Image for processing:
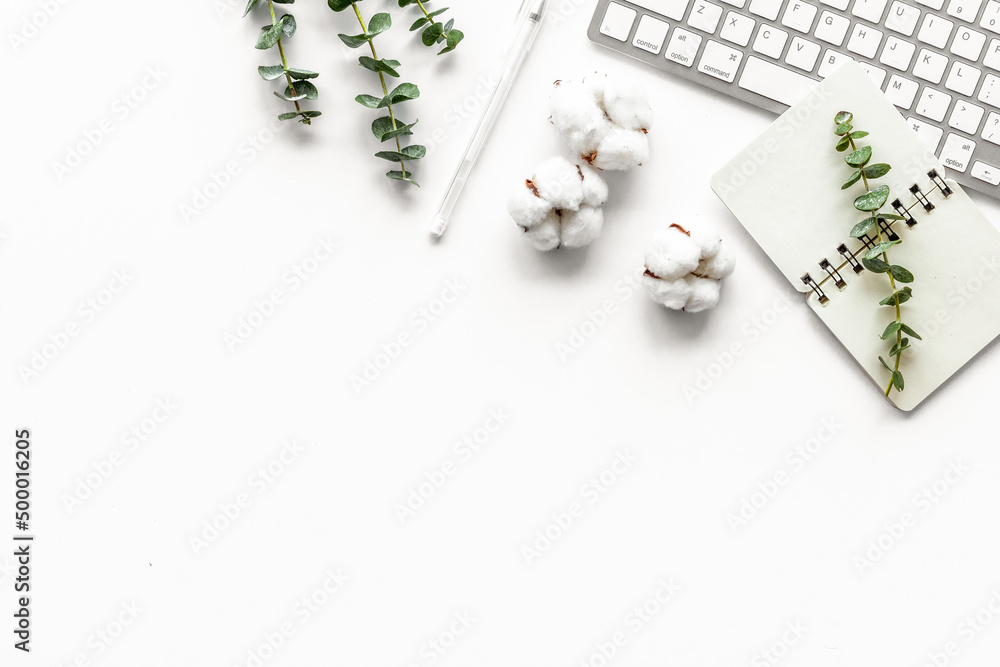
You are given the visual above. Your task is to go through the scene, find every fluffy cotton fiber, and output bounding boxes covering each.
[642,223,736,313]
[550,73,652,171]
[507,156,610,251]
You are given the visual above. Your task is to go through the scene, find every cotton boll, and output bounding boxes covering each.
[592,127,649,171]
[698,248,737,280]
[644,228,701,280]
[531,156,585,211]
[523,210,562,251]
[550,84,608,156]
[689,225,723,259]
[684,277,722,313]
[507,183,553,229]
[602,78,654,132]
[560,206,604,248]
[579,163,609,208]
[641,273,693,310]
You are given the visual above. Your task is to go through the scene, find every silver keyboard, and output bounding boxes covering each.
[588,0,1000,198]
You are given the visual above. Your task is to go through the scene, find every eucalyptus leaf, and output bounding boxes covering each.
[863,163,891,178]
[854,185,890,211]
[368,12,392,37]
[881,321,902,340]
[864,240,900,260]
[862,257,890,273]
[356,94,385,108]
[255,23,283,49]
[338,32,370,48]
[842,170,862,189]
[835,122,853,135]
[244,0,261,17]
[845,145,872,167]
[386,169,419,186]
[890,265,914,283]
[850,216,876,237]
[328,0,354,11]
[258,65,286,80]
[287,67,319,80]
[892,370,904,391]
[899,323,922,340]
[835,111,853,124]
[836,136,851,152]
[849,131,868,139]
[279,13,296,38]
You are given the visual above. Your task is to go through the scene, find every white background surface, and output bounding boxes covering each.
[4,0,1000,665]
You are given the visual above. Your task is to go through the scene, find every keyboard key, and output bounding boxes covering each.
[913,48,950,82]
[950,101,986,131]
[633,14,671,52]
[820,0,850,9]
[738,55,820,103]
[978,72,1000,104]
[951,26,988,59]
[781,1,819,31]
[819,49,853,76]
[848,23,884,57]
[753,24,790,55]
[886,2,921,35]
[815,11,850,44]
[983,111,1000,142]
[906,116,946,151]
[981,0,1000,32]
[786,35,822,68]
[918,14,955,48]
[721,0,747,7]
[721,11,756,45]
[749,0,783,20]
[601,3,637,40]
[940,132,976,171]
[689,0,725,31]
[947,0,984,21]
[697,39,744,80]
[853,0,890,22]
[860,62,889,86]
[916,0,944,8]
[985,38,1000,68]
[630,0,691,20]
[885,74,920,107]
[665,26,703,65]
[915,87,953,120]
[972,160,1000,183]
[946,61,982,94]
[880,35,917,68]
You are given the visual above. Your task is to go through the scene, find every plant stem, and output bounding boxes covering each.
[415,0,440,26]
[849,135,902,395]
[267,0,305,121]
[351,2,408,178]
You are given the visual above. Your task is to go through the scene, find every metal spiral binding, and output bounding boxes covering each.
[805,170,952,306]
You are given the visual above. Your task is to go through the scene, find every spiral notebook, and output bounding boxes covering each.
[711,62,1000,411]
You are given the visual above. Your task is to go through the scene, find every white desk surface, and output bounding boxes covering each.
[5,0,1000,665]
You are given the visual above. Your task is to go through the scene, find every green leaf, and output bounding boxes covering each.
[358,56,400,77]
[278,111,300,120]
[258,64,286,80]
[877,213,906,221]
[255,23,283,49]
[863,257,890,273]
[287,67,319,79]
[422,22,444,46]
[375,144,427,162]
[865,240,901,260]
[274,89,308,102]
[836,136,851,152]
[899,323,922,340]
[398,0,419,6]
[835,122,853,135]
[372,116,417,141]
[286,80,317,100]
[427,8,449,18]
[835,111,853,124]
[387,82,420,104]
[881,321,902,340]
[863,163,891,178]
[328,0,354,11]
[368,12,392,37]
[850,217,876,238]
[892,370,905,391]
[879,356,892,371]
[410,17,429,30]
[890,338,911,357]
[439,29,463,53]
[338,32,369,48]
[386,169,419,186]
[845,145,872,167]
[849,131,868,139]
[244,0,261,17]
[854,185,890,211]
[355,94,384,108]
[279,13,296,38]
[842,170,861,189]
[299,110,322,118]
[273,0,294,3]
[890,265,914,283]
[879,287,913,306]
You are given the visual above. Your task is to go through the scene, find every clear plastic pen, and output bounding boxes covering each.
[429,0,548,238]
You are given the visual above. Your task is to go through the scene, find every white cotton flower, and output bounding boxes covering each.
[642,223,736,313]
[550,73,652,172]
[507,158,610,251]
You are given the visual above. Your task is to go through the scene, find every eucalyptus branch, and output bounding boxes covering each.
[244,0,321,124]
[834,111,921,395]
[329,0,425,186]
[399,0,464,54]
